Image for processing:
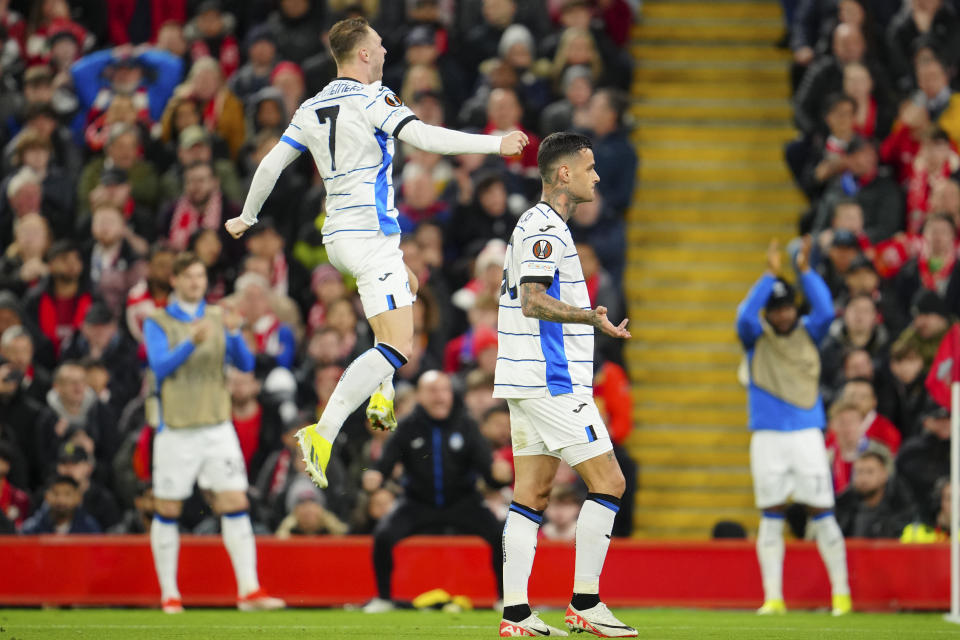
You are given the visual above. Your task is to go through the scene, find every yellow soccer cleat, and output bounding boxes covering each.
[366,382,397,431]
[756,599,787,615]
[296,425,332,489]
[832,593,852,616]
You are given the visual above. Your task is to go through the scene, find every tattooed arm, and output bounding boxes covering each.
[519,281,631,339]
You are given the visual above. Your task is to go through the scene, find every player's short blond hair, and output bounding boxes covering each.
[329,17,371,65]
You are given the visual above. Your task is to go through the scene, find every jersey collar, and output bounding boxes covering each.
[537,200,565,222]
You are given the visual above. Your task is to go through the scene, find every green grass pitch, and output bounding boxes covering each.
[1,608,958,639]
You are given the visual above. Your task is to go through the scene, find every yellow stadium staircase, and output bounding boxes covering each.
[626,0,802,538]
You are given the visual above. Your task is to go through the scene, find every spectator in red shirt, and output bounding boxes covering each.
[22,240,94,361]
[905,128,960,233]
[483,87,540,177]
[185,1,239,79]
[125,242,174,348]
[227,366,284,481]
[838,378,902,454]
[826,398,894,495]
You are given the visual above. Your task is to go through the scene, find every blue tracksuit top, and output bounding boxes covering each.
[735,270,833,432]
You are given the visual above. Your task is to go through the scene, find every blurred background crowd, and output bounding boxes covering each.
[0,0,640,540]
[777,0,959,541]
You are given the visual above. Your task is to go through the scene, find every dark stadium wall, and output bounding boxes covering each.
[0,536,950,611]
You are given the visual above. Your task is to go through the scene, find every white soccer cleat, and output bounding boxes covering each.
[500,612,569,636]
[237,588,285,611]
[362,597,396,613]
[564,603,637,637]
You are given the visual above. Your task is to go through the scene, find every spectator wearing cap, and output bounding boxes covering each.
[83,202,146,314]
[819,293,889,395]
[159,124,242,208]
[891,289,953,371]
[895,213,958,311]
[897,400,951,521]
[384,24,468,117]
[814,138,905,246]
[178,55,245,159]
[70,43,183,133]
[540,64,593,137]
[810,232,864,303]
[229,25,277,103]
[62,301,140,414]
[185,0,240,79]
[9,129,73,239]
[22,240,96,360]
[77,123,160,223]
[497,24,551,117]
[53,440,121,530]
[835,445,916,538]
[2,324,52,405]
[0,441,29,529]
[21,474,101,534]
[160,160,241,252]
[4,101,81,179]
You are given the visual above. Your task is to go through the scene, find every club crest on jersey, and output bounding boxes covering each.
[384,93,403,107]
[532,240,553,260]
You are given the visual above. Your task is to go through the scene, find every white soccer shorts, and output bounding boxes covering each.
[325,230,415,319]
[750,428,835,509]
[152,421,248,501]
[507,393,613,467]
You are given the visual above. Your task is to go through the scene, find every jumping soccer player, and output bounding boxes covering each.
[736,240,852,616]
[224,16,526,488]
[144,252,284,613]
[495,132,636,637]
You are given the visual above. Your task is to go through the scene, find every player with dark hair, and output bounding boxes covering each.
[736,240,852,616]
[224,16,527,490]
[143,252,284,613]
[495,132,636,637]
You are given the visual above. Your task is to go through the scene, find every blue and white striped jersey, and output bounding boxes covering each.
[493,202,594,399]
[279,77,417,242]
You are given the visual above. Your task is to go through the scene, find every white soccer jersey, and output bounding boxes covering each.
[279,77,417,242]
[493,202,595,399]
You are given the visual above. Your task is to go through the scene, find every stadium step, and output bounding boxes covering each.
[627,0,796,539]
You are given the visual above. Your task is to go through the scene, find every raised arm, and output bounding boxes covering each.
[519,281,630,339]
[800,267,834,343]
[395,119,527,156]
[736,274,775,348]
[225,141,302,237]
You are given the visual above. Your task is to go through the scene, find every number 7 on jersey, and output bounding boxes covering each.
[315,105,339,171]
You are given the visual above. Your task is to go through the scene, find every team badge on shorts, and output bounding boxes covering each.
[384,93,403,107]
[532,240,552,260]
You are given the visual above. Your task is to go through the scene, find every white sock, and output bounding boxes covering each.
[811,512,850,596]
[573,494,619,595]
[150,515,181,601]
[502,502,543,607]
[222,511,260,597]
[315,344,404,442]
[756,513,785,602]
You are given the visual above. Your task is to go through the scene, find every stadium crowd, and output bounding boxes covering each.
[0,0,638,542]
[781,0,960,541]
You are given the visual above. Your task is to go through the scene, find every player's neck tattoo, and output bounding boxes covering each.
[540,187,579,222]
